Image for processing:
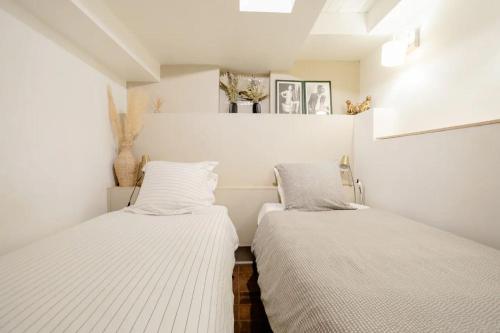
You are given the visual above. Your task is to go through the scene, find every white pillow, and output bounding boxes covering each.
[126,161,218,215]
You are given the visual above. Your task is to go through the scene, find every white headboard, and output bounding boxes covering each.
[135,113,353,185]
[132,113,354,244]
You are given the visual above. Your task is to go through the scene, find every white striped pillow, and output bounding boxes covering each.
[126,161,218,215]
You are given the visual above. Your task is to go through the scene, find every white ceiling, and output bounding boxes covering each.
[323,0,377,13]
[4,0,425,81]
[102,0,326,72]
[299,0,404,61]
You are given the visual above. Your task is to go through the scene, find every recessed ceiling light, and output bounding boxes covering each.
[240,0,296,13]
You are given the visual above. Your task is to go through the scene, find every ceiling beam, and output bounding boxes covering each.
[8,0,160,82]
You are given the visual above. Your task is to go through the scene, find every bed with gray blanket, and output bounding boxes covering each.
[252,208,500,333]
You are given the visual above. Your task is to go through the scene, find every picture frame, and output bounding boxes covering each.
[275,80,304,114]
[304,81,332,115]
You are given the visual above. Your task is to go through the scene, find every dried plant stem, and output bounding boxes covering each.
[107,86,148,151]
[107,87,123,146]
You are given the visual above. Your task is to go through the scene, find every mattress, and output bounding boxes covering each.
[252,208,500,333]
[0,206,238,333]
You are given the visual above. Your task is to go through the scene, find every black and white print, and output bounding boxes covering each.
[304,81,332,115]
[276,80,303,114]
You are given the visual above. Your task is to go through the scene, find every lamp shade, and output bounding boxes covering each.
[137,154,150,185]
[339,155,350,170]
[381,39,407,67]
[139,154,150,172]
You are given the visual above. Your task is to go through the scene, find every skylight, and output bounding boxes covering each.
[239,0,296,13]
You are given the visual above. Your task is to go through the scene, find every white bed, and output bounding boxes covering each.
[0,206,238,333]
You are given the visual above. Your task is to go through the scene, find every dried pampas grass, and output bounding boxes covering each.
[240,77,268,103]
[107,87,123,145]
[107,86,148,150]
[124,89,148,143]
[219,72,240,103]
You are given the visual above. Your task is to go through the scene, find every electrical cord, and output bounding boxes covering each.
[127,174,143,207]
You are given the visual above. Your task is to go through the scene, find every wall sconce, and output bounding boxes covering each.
[381,29,420,67]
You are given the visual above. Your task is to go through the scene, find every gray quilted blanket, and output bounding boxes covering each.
[252,208,500,333]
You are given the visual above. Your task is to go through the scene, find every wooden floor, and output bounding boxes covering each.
[233,248,272,333]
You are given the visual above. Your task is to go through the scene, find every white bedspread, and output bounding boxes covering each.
[0,206,238,333]
[253,208,500,333]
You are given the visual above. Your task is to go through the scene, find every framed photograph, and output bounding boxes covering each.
[304,81,332,115]
[276,80,303,114]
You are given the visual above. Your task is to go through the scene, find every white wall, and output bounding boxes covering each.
[362,0,500,138]
[354,111,500,249]
[271,60,360,114]
[134,113,354,186]
[0,7,126,254]
[129,61,359,115]
[128,65,219,113]
[355,0,500,250]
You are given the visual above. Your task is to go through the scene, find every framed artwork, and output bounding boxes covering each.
[275,80,303,114]
[304,81,332,115]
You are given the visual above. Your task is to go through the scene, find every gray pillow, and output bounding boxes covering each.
[275,162,353,211]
